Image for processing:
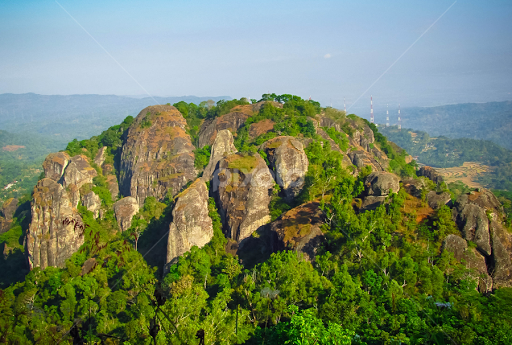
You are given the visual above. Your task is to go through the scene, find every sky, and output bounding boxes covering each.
[1,0,512,113]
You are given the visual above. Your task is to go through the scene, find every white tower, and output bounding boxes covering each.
[398,104,402,130]
[370,95,374,124]
[386,104,389,127]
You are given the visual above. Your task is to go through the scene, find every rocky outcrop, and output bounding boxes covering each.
[1,198,18,221]
[82,191,101,219]
[94,146,107,166]
[203,129,238,181]
[198,111,250,148]
[27,178,85,269]
[249,119,275,138]
[352,125,375,151]
[119,105,196,207]
[426,191,451,210]
[365,172,400,196]
[442,234,493,292]
[113,197,139,232]
[402,178,425,198]
[106,175,119,201]
[452,189,512,288]
[417,166,443,184]
[212,153,274,244]
[269,201,325,261]
[62,155,98,189]
[166,179,213,266]
[261,136,309,201]
[42,152,70,181]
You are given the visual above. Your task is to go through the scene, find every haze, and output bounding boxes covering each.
[1,0,512,112]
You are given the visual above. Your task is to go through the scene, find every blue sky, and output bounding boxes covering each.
[1,0,511,112]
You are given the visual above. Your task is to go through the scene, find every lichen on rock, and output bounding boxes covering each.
[203,129,237,181]
[113,197,139,232]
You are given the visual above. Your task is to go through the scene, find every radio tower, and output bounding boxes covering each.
[398,104,402,130]
[370,95,374,124]
[386,104,389,127]
[344,97,346,114]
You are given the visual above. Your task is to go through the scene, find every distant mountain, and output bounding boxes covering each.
[399,101,512,150]
[0,93,231,143]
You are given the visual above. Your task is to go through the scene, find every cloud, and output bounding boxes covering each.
[324,53,331,59]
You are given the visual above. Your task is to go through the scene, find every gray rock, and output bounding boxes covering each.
[426,191,451,210]
[62,155,98,189]
[213,153,274,244]
[113,197,139,232]
[27,178,85,269]
[166,179,213,266]
[82,191,101,219]
[360,196,387,211]
[42,152,70,181]
[365,171,400,196]
[94,146,107,166]
[203,129,238,181]
[1,198,18,221]
[490,221,512,288]
[261,136,309,201]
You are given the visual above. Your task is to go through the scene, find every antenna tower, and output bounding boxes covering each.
[370,95,374,124]
[398,104,402,130]
[386,104,389,127]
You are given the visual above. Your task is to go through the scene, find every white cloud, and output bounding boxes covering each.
[324,53,331,59]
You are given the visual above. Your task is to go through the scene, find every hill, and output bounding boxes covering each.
[1,94,511,344]
[399,101,512,150]
[380,126,512,191]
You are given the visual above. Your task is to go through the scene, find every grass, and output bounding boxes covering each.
[226,154,259,172]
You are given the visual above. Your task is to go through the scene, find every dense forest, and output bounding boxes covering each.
[1,95,511,344]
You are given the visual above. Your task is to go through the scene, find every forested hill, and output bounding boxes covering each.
[1,94,512,344]
[400,101,512,150]
[379,126,512,191]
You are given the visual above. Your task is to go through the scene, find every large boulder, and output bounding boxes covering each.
[426,191,451,210]
[106,175,119,201]
[417,166,443,184]
[113,197,139,232]
[119,105,196,207]
[1,198,18,221]
[203,129,238,181]
[452,189,512,288]
[82,191,101,219]
[198,110,251,148]
[42,152,70,181]
[269,201,325,262]
[249,119,275,139]
[442,234,493,292]
[61,155,98,189]
[27,178,85,269]
[261,136,309,201]
[365,172,400,196]
[166,179,213,266]
[212,153,274,245]
[94,146,107,166]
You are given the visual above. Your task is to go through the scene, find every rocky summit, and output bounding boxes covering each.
[3,94,512,344]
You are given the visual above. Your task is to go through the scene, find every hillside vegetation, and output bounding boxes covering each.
[0,94,511,345]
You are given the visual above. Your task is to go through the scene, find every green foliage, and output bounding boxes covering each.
[324,126,349,151]
[269,184,292,221]
[194,145,211,170]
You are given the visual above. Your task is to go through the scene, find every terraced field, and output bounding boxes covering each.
[435,162,491,188]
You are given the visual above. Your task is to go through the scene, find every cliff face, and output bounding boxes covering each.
[198,110,251,148]
[27,178,85,269]
[42,152,70,182]
[113,197,139,232]
[212,153,274,245]
[261,136,309,201]
[203,129,238,181]
[452,190,512,288]
[119,105,196,207]
[166,179,213,266]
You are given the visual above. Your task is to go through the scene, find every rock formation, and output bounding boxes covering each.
[82,191,101,219]
[269,201,325,262]
[106,175,119,201]
[166,179,213,266]
[452,189,512,288]
[426,191,452,210]
[442,234,493,292]
[94,146,107,166]
[61,155,98,189]
[198,110,250,148]
[203,129,238,180]
[113,197,139,232]
[417,166,444,184]
[261,136,309,201]
[1,198,18,221]
[212,153,274,245]
[119,105,196,207]
[42,152,70,181]
[360,172,400,211]
[27,178,85,269]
